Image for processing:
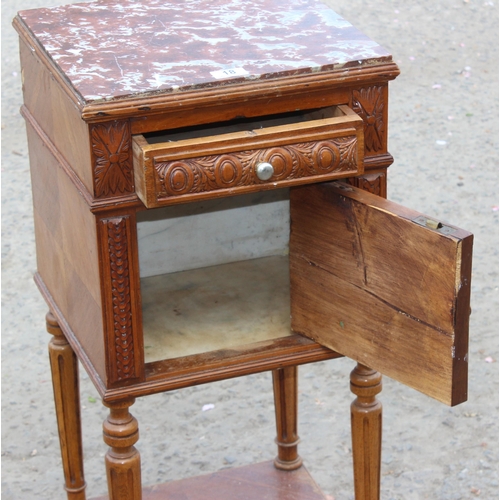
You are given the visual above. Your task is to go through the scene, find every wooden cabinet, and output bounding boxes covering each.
[14,0,472,498]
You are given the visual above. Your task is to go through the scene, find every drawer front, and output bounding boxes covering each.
[133,105,364,207]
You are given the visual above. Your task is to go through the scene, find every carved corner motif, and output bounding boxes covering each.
[352,86,385,153]
[155,136,359,198]
[91,121,134,198]
[102,217,137,383]
[347,172,387,198]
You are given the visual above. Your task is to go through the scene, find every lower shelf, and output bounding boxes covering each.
[91,461,328,500]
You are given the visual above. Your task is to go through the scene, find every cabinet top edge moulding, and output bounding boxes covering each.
[14,0,400,122]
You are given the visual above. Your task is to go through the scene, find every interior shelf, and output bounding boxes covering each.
[141,255,292,363]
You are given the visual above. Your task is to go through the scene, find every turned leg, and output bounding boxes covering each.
[46,312,87,500]
[350,363,382,500]
[272,365,302,470]
[103,398,142,500]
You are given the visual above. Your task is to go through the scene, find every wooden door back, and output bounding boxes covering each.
[290,182,473,406]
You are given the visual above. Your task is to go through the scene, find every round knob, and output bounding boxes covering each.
[255,162,274,181]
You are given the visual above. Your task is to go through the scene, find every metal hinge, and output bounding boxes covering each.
[412,215,457,235]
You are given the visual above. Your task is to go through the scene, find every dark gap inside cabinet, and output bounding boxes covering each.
[143,106,341,143]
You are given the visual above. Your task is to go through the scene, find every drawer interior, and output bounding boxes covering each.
[142,106,343,144]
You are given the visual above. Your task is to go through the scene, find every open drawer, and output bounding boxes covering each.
[132,105,364,208]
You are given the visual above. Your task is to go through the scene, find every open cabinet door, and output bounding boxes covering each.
[290,182,473,406]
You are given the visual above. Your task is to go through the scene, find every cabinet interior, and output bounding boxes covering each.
[137,189,293,363]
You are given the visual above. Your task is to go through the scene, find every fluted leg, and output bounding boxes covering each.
[47,312,87,500]
[350,363,382,500]
[272,365,302,470]
[103,398,142,500]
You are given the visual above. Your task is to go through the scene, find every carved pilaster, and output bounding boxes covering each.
[91,120,134,199]
[99,216,143,387]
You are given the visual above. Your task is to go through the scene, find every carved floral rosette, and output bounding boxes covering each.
[154,136,359,199]
[91,121,134,198]
[352,86,385,154]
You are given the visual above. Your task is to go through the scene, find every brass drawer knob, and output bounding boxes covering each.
[255,162,274,181]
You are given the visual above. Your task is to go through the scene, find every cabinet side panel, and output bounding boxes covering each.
[26,121,106,383]
[19,38,93,194]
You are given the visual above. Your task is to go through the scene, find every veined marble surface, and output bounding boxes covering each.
[19,0,391,102]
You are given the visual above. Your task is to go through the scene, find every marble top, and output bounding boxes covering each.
[19,0,391,103]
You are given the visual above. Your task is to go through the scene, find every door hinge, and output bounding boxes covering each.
[412,215,456,235]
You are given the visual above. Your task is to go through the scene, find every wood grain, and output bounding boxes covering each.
[273,366,302,470]
[91,461,327,500]
[47,313,87,500]
[103,399,141,500]
[290,182,473,405]
[13,3,408,499]
[350,364,382,500]
[26,116,106,383]
[18,36,94,193]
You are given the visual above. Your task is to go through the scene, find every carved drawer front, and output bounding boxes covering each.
[132,105,364,207]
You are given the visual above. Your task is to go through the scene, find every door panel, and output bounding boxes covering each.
[290,182,473,406]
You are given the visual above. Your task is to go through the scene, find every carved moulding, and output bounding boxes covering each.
[91,121,134,198]
[347,172,387,198]
[100,216,141,386]
[352,86,386,154]
[155,136,358,198]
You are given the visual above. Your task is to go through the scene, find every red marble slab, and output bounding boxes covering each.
[19,0,391,103]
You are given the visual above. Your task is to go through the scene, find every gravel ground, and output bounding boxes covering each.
[2,0,498,499]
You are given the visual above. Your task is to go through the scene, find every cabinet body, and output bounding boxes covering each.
[15,0,400,400]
